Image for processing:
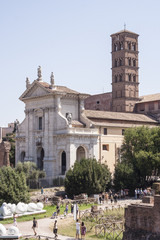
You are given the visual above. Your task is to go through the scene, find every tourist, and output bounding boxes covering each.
[32,217,38,236]
[71,204,74,214]
[41,187,44,194]
[53,220,58,239]
[56,203,60,216]
[110,194,114,204]
[99,194,102,204]
[13,213,17,227]
[76,219,80,240]
[105,192,108,203]
[81,221,86,240]
[65,204,68,214]
[114,193,118,204]
[135,188,137,199]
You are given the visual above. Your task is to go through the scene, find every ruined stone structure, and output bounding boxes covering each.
[124,195,160,239]
[0,141,11,167]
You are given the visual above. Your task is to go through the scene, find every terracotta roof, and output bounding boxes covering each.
[39,82,81,95]
[111,29,139,37]
[137,93,160,104]
[84,110,157,124]
[71,120,84,127]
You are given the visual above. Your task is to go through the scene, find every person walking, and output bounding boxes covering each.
[81,221,86,240]
[76,219,80,240]
[32,217,38,236]
[53,220,58,239]
[13,213,17,227]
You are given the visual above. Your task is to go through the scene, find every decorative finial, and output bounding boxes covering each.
[26,77,30,89]
[50,72,56,89]
[124,23,126,31]
[37,66,42,82]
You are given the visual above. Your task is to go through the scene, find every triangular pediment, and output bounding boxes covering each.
[20,81,51,100]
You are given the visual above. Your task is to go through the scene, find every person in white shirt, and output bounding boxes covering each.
[76,219,80,240]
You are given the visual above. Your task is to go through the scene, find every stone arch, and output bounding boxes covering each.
[37,147,44,170]
[20,151,25,162]
[76,146,86,161]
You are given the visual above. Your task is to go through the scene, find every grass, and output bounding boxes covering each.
[0,203,94,224]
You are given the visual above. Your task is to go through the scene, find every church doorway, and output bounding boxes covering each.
[61,151,66,175]
[37,148,44,170]
[20,151,25,162]
[76,146,85,161]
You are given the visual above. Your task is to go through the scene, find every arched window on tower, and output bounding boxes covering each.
[115,75,118,83]
[133,59,136,67]
[128,58,131,66]
[128,74,131,82]
[128,42,131,50]
[119,58,122,66]
[119,75,123,82]
[115,59,118,67]
[114,44,117,51]
[133,75,136,82]
[120,42,123,50]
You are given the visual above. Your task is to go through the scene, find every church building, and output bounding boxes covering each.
[16,29,159,180]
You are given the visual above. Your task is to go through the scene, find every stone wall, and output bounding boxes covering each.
[123,195,160,240]
[0,141,11,167]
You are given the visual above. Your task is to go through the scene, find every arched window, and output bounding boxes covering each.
[115,59,118,67]
[37,148,44,170]
[119,75,123,82]
[119,58,122,66]
[115,75,118,82]
[133,75,136,82]
[133,59,136,66]
[128,74,131,82]
[20,151,25,162]
[76,146,85,161]
[128,58,131,66]
[114,44,117,51]
[61,151,66,175]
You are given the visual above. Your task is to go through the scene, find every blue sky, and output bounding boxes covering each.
[0,0,160,126]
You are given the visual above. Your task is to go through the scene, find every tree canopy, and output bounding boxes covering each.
[114,126,160,191]
[65,158,111,197]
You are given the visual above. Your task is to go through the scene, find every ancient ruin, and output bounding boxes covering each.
[124,195,160,239]
[0,141,11,167]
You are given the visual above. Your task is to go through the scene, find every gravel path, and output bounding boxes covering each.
[4,198,141,240]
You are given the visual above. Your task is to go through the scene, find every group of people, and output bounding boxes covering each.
[76,219,86,240]
[135,188,152,199]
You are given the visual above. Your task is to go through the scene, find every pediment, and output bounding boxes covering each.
[20,81,51,100]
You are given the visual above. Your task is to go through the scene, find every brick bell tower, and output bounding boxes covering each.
[111,29,139,112]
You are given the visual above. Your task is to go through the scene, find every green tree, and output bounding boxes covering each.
[15,162,46,186]
[0,166,30,204]
[113,126,160,191]
[65,158,111,197]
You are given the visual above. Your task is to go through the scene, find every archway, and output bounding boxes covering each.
[76,146,85,161]
[37,148,44,170]
[61,151,66,175]
[20,151,25,162]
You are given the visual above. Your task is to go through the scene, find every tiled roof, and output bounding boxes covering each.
[84,110,157,124]
[71,120,84,127]
[111,29,139,36]
[137,93,160,103]
[39,82,81,95]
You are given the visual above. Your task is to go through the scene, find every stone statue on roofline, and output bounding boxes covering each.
[66,113,72,125]
[13,119,19,133]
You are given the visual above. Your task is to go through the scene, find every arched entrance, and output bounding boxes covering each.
[76,146,85,161]
[37,148,44,170]
[20,151,25,162]
[61,151,66,175]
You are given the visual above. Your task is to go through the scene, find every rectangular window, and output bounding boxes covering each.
[39,117,42,130]
[102,144,109,151]
[103,128,107,135]
[122,129,125,135]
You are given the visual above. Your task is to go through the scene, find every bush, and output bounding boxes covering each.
[65,158,111,198]
[0,166,30,204]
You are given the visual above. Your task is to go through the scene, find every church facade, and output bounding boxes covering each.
[16,29,160,179]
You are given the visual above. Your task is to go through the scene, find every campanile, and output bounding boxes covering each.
[111,29,139,112]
